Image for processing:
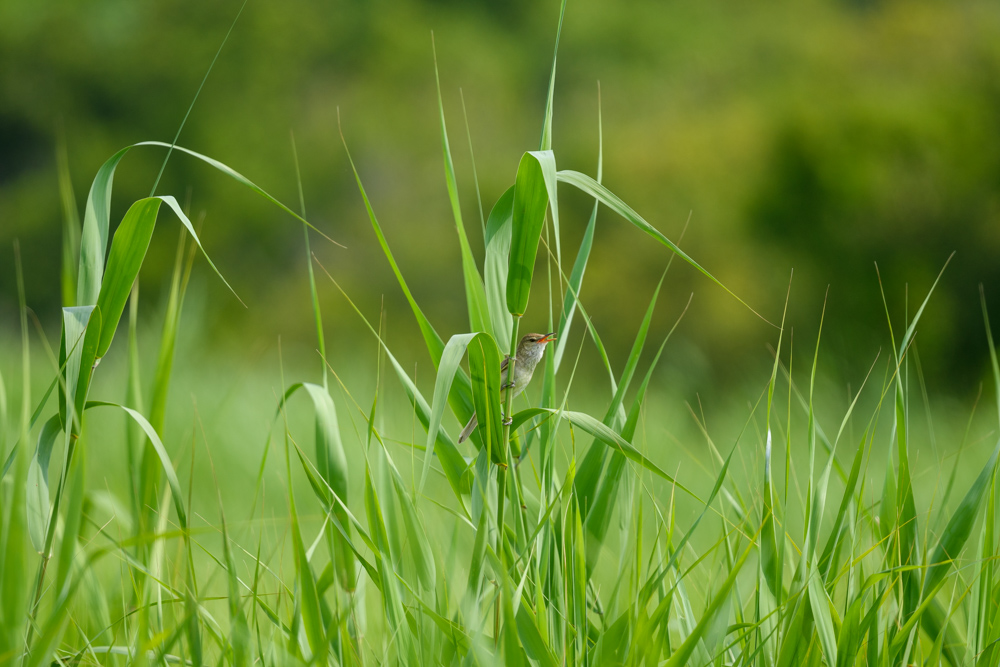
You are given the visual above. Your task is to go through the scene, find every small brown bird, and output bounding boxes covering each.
[458,332,556,443]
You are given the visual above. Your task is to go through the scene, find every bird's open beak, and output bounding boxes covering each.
[540,332,557,344]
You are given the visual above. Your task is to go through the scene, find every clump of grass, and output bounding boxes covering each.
[3,3,1000,666]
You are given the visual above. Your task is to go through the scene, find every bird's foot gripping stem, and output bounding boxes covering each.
[503,416,513,426]
[501,381,514,390]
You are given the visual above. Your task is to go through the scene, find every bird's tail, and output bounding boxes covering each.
[458,413,478,443]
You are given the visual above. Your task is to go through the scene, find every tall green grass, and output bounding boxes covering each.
[3,5,1000,666]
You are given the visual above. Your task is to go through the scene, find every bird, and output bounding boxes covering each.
[458,332,556,443]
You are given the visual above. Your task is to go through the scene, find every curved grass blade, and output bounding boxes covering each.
[276,382,355,590]
[84,401,187,529]
[319,267,470,504]
[556,169,768,321]
[76,147,131,306]
[421,332,499,493]
[95,196,240,360]
[556,409,700,502]
[136,141,335,243]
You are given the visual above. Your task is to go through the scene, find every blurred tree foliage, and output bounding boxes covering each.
[1,0,999,393]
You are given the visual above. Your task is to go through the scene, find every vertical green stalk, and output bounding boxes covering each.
[497,315,521,624]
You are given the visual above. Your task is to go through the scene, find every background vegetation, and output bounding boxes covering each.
[4,0,1000,665]
[3,0,1000,391]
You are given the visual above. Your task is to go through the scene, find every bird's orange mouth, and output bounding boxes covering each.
[540,333,557,344]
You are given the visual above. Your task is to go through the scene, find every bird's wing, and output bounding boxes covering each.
[500,355,511,373]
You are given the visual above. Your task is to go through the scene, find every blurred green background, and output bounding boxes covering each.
[2,0,1000,398]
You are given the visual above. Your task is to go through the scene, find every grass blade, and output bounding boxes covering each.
[433,37,490,336]
[507,151,556,317]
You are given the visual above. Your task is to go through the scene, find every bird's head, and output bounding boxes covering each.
[517,332,557,364]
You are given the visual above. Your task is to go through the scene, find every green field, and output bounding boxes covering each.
[5,2,1000,665]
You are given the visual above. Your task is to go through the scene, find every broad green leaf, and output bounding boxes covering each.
[95,196,238,359]
[76,147,130,306]
[516,604,559,667]
[467,333,504,464]
[93,199,158,354]
[507,151,555,316]
[836,593,868,667]
[26,415,60,554]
